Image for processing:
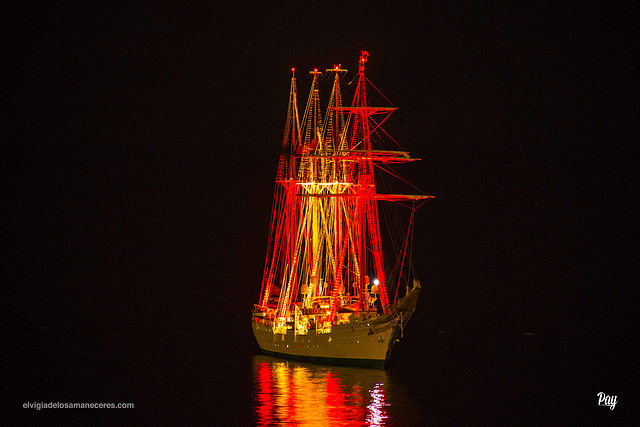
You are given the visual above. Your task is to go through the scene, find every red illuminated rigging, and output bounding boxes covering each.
[258,51,432,331]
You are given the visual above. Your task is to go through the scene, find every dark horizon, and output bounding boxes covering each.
[9,3,635,336]
[7,3,637,424]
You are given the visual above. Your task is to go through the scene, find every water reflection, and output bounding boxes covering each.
[253,355,392,426]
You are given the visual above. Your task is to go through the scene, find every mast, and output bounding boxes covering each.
[260,68,300,309]
[259,52,433,333]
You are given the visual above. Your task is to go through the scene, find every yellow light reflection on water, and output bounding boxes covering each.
[253,355,389,426]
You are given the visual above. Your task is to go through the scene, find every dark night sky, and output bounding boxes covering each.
[7,2,636,337]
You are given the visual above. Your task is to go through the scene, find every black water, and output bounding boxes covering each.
[12,327,634,425]
[8,3,636,424]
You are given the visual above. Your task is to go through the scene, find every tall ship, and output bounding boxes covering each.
[252,51,433,368]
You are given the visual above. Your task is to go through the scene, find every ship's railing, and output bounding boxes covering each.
[301,295,360,313]
[258,295,370,335]
[255,295,372,319]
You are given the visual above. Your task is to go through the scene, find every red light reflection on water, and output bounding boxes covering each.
[254,358,388,426]
[256,362,274,423]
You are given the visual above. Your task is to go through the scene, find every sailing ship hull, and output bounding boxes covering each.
[252,317,396,369]
[252,282,420,368]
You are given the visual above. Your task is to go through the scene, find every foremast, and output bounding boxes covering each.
[258,52,433,336]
